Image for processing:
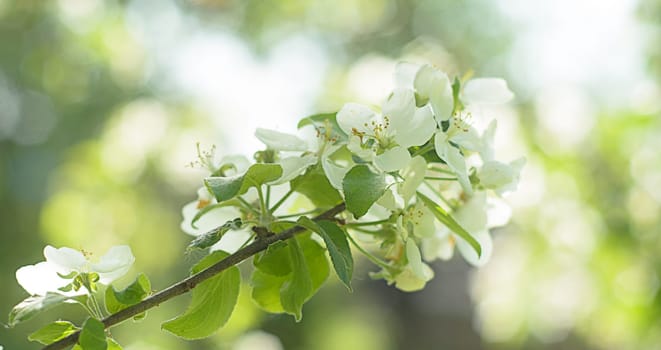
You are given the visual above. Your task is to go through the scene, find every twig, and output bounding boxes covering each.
[43,203,346,350]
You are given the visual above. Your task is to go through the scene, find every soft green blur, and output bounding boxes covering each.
[1,0,659,349]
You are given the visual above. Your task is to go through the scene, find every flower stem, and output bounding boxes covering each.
[269,189,293,213]
[412,142,434,157]
[424,176,458,181]
[344,218,391,227]
[345,232,391,269]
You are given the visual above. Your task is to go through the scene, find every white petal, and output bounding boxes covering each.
[383,88,416,130]
[91,246,135,284]
[394,104,436,148]
[398,156,427,203]
[270,155,318,185]
[16,262,73,296]
[487,196,512,228]
[479,161,515,190]
[394,263,434,292]
[322,158,349,190]
[210,229,252,254]
[347,135,375,161]
[180,202,240,236]
[456,230,493,267]
[454,191,488,233]
[434,133,472,194]
[394,61,421,88]
[414,205,437,238]
[406,239,426,279]
[421,230,455,262]
[255,128,308,152]
[450,125,481,151]
[336,103,376,136]
[218,155,251,174]
[415,65,454,121]
[462,78,514,105]
[376,186,404,211]
[44,246,87,274]
[374,147,411,172]
[479,119,497,161]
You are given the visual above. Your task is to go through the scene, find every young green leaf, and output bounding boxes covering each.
[280,238,312,322]
[253,241,292,276]
[161,251,240,339]
[105,273,151,314]
[250,235,329,319]
[28,320,79,345]
[107,338,123,350]
[416,191,481,257]
[78,318,107,350]
[290,166,342,208]
[8,292,78,327]
[296,112,347,141]
[297,217,353,291]
[205,163,282,202]
[187,218,243,250]
[342,165,387,218]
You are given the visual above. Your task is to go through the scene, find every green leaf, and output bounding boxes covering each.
[250,235,329,319]
[105,273,151,314]
[107,338,123,350]
[78,318,107,350]
[280,238,312,321]
[205,163,282,202]
[290,166,342,208]
[187,218,243,250]
[162,251,240,339]
[342,165,387,218]
[8,292,77,327]
[416,191,481,256]
[250,270,287,313]
[28,320,79,345]
[253,241,292,276]
[297,112,347,141]
[297,217,353,291]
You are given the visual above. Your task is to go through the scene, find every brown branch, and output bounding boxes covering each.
[43,203,346,350]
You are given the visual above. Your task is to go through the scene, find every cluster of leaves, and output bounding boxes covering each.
[8,62,522,349]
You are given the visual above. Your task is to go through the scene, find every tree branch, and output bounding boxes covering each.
[43,203,346,350]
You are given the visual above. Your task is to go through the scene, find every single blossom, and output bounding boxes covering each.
[16,245,135,296]
[337,88,435,172]
[394,239,434,292]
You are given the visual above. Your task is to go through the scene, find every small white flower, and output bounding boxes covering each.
[420,192,495,266]
[394,239,434,292]
[478,157,526,195]
[337,89,435,172]
[461,78,514,105]
[16,245,135,296]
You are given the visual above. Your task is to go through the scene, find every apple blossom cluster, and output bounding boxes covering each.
[182,62,523,293]
[9,62,522,349]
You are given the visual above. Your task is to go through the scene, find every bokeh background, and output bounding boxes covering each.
[2,0,661,349]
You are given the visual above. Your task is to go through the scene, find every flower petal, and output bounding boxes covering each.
[91,246,135,284]
[398,156,427,203]
[462,78,514,105]
[456,230,493,267]
[434,133,472,194]
[415,65,454,121]
[181,202,241,236]
[322,158,349,190]
[394,61,420,88]
[383,88,415,131]
[255,128,308,152]
[16,262,74,296]
[374,146,411,172]
[479,119,497,161]
[336,103,376,136]
[393,104,436,148]
[43,246,87,275]
[421,230,454,262]
[270,155,318,185]
[394,263,434,292]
